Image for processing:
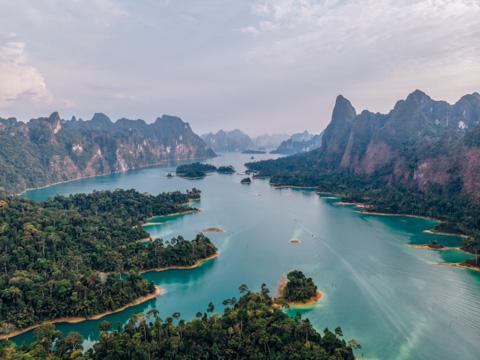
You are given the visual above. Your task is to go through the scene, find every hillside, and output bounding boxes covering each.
[0,113,215,194]
[247,90,480,252]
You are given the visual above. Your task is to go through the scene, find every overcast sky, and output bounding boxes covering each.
[0,0,479,135]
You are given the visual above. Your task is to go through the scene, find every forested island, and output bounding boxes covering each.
[0,189,216,337]
[275,270,322,307]
[217,165,235,174]
[176,163,217,178]
[1,287,355,359]
[176,163,235,178]
[242,149,266,154]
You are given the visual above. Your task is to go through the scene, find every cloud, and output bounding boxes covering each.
[240,26,259,35]
[0,39,52,107]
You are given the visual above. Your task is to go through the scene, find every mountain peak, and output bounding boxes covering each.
[405,89,431,103]
[91,113,112,124]
[332,95,356,123]
[48,112,61,122]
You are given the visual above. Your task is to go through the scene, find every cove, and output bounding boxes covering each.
[18,153,480,359]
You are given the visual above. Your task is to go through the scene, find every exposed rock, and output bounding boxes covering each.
[0,113,215,193]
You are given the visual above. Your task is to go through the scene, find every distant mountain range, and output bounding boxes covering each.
[271,130,323,155]
[0,112,215,194]
[247,90,480,252]
[201,130,288,152]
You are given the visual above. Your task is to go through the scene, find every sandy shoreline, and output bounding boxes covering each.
[274,276,324,309]
[0,286,163,340]
[407,244,463,251]
[422,229,468,238]
[139,252,219,274]
[435,263,480,272]
[272,185,320,190]
[286,291,324,308]
[355,210,438,221]
[334,201,369,209]
[202,227,225,233]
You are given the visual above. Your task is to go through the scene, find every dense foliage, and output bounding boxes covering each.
[241,149,266,154]
[176,163,217,178]
[176,163,237,177]
[282,270,318,303]
[0,189,216,334]
[0,113,215,194]
[217,165,235,174]
[246,157,480,256]
[1,288,355,360]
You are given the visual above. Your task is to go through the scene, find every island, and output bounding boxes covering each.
[241,177,252,185]
[217,165,235,174]
[242,149,266,154]
[1,286,355,359]
[275,270,323,307]
[176,162,217,179]
[0,189,217,339]
[202,227,225,233]
[176,163,237,178]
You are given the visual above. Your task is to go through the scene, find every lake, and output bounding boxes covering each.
[19,152,480,359]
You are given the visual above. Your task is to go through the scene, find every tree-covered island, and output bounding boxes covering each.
[176,162,217,178]
[0,286,356,360]
[0,189,217,337]
[276,270,322,307]
[217,165,235,174]
[176,163,236,178]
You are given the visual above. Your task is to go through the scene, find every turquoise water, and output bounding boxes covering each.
[18,153,480,359]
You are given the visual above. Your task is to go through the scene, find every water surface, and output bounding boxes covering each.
[20,153,480,359]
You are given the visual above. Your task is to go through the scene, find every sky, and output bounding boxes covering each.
[0,0,479,136]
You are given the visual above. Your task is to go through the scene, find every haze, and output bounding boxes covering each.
[0,0,479,135]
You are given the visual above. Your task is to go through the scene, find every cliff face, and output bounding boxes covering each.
[318,90,480,198]
[0,113,215,193]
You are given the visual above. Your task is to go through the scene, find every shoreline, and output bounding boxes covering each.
[274,276,324,309]
[355,210,438,221]
[18,155,214,196]
[139,252,219,274]
[272,185,320,190]
[435,262,480,272]
[333,201,369,209]
[142,209,200,226]
[202,227,225,233]
[422,229,468,238]
[0,286,163,341]
[407,244,463,251]
[285,291,324,308]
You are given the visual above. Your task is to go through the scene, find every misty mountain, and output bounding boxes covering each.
[271,131,323,155]
[252,133,290,149]
[201,129,254,152]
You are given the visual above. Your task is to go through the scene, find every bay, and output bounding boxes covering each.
[18,153,480,359]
